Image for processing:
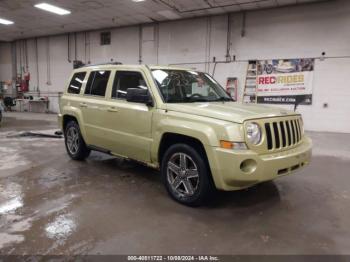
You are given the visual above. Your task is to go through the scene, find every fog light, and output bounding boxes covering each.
[240,159,257,174]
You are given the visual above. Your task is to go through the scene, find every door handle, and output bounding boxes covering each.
[107,107,119,112]
[79,102,88,108]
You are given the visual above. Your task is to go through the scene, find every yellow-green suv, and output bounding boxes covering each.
[58,64,312,206]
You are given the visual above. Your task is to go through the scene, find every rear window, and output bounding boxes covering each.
[85,70,111,97]
[67,72,86,94]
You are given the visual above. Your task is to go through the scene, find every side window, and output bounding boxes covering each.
[112,71,147,99]
[67,72,86,94]
[85,70,111,97]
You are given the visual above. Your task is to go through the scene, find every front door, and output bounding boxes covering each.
[101,69,154,163]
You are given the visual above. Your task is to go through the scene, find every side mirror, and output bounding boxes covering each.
[126,88,153,106]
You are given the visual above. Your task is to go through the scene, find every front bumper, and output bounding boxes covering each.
[206,136,312,191]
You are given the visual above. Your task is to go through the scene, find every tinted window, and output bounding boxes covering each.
[85,70,111,97]
[67,72,86,94]
[112,71,147,99]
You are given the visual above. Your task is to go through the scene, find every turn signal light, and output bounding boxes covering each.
[220,140,234,149]
[220,141,247,150]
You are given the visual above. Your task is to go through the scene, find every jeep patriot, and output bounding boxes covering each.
[58,64,312,206]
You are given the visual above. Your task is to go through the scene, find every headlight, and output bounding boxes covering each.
[246,122,262,145]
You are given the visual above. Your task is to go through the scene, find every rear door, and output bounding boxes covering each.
[80,69,113,149]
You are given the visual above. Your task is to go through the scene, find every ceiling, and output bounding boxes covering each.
[0,0,327,41]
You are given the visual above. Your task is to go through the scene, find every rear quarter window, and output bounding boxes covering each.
[67,72,86,94]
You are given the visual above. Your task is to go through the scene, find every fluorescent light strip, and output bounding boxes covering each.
[35,3,71,15]
[0,18,14,25]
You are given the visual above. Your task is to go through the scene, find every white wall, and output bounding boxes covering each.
[226,0,350,133]
[0,42,12,81]
[0,0,349,133]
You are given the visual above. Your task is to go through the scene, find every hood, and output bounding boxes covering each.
[165,102,297,123]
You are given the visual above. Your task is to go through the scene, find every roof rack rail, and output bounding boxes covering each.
[73,60,122,69]
[87,62,123,67]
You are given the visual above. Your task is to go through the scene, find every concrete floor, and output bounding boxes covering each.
[0,112,350,255]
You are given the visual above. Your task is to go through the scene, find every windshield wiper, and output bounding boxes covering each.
[213,97,233,102]
[188,98,209,102]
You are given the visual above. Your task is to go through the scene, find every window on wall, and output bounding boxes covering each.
[112,71,147,99]
[100,31,111,45]
[85,71,111,97]
[67,72,86,94]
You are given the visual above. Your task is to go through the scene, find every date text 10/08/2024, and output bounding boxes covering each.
[127,255,219,261]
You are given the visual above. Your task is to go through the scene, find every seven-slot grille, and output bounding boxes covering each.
[264,117,303,151]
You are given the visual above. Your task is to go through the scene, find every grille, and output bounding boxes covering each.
[264,117,303,151]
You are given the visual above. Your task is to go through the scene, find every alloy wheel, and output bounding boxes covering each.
[66,126,80,155]
[167,152,200,197]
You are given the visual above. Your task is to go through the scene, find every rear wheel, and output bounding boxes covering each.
[161,143,214,206]
[64,121,90,160]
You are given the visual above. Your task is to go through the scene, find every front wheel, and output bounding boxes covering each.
[161,144,214,206]
[64,121,90,161]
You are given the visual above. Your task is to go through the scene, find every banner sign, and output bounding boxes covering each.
[256,58,314,105]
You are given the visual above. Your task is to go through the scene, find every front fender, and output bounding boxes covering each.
[151,112,232,164]
[154,118,218,147]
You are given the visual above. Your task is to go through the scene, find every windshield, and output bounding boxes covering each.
[151,69,233,103]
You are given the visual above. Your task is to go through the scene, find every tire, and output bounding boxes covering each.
[64,120,90,161]
[161,143,214,207]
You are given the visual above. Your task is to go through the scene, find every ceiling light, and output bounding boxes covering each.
[34,3,71,15]
[0,18,14,25]
[132,0,146,2]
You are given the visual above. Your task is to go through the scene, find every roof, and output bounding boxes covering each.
[73,64,193,72]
